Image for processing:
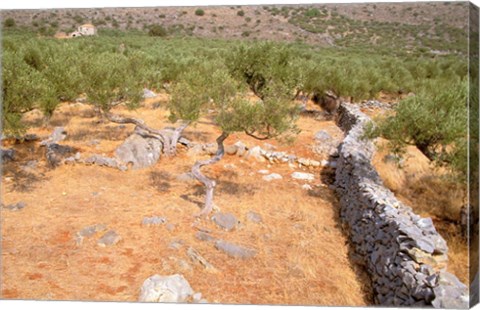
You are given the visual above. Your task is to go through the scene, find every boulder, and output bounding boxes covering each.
[115,128,162,169]
[139,274,195,303]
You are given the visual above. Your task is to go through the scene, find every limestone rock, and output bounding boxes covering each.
[97,230,121,247]
[291,172,315,181]
[215,240,256,259]
[212,212,238,231]
[246,211,262,223]
[142,216,166,226]
[46,143,76,167]
[224,145,238,155]
[2,201,26,211]
[143,88,157,99]
[263,173,282,181]
[139,274,194,302]
[244,146,265,162]
[115,128,162,169]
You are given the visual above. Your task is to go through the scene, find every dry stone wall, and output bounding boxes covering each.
[334,103,469,308]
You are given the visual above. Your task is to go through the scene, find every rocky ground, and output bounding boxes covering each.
[0,95,371,305]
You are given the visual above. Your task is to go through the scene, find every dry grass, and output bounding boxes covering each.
[372,138,469,285]
[1,99,369,305]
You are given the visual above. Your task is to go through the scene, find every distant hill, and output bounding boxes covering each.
[1,2,470,54]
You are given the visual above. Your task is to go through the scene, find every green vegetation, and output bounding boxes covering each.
[366,81,468,179]
[148,24,167,37]
[3,17,16,28]
[195,9,205,16]
[237,10,245,17]
[1,19,469,177]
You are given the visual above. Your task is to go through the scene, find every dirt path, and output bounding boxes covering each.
[1,100,370,305]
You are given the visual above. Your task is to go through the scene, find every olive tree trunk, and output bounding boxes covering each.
[191,131,229,218]
[104,112,189,157]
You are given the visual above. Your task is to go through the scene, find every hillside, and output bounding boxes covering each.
[2,2,469,54]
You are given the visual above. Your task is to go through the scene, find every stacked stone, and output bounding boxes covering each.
[334,103,468,308]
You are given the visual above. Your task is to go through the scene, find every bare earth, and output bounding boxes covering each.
[1,97,370,305]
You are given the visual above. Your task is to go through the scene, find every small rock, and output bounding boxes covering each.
[168,241,183,250]
[195,231,217,242]
[244,146,265,162]
[234,141,246,156]
[187,144,205,157]
[166,223,176,231]
[79,224,107,237]
[192,292,202,302]
[41,127,67,145]
[224,145,237,155]
[87,139,100,146]
[142,216,166,226]
[302,184,313,190]
[291,172,315,181]
[246,211,262,223]
[215,240,256,259]
[262,173,282,181]
[257,169,269,175]
[97,230,121,247]
[2,201,26,211]
[138,274,194,302]
[1,148,15,162]
[314,130,332,142]
[143,88,157,99]
[211,212,238,231]
[224,164,236,169]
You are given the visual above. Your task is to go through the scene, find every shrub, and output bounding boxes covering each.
[195,9,205,16]
[366,81,468,179]
[148,24,167,37]
[304,8,320,17]
[4,17,16,28]
[237,10,245,17]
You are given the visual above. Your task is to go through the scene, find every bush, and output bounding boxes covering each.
[237,10,245,17]
[366,81,468,179]
[304,8,320,17]
[195,9,205,16]
[4,17,16,28]
[148,24,167,37]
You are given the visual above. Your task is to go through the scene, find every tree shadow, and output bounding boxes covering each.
[150,170,172,192]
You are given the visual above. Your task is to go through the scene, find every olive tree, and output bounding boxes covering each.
[366,80,468,179]
[170,60,300,217]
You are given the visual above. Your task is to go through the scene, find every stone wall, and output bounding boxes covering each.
[334,103,469,308]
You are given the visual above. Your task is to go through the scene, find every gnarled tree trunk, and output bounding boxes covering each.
[104,112,188,157]
[191,131,229,218]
